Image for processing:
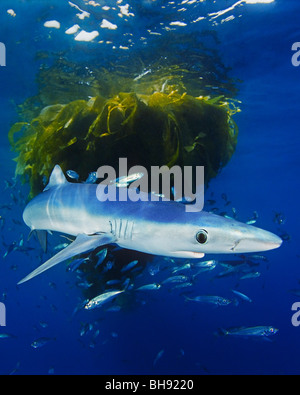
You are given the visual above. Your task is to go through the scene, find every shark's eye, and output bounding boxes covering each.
[196,229,208,244]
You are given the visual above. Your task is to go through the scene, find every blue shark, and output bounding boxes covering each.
[18,165,282,284]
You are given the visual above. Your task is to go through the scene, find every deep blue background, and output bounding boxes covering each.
[0,0,299,375]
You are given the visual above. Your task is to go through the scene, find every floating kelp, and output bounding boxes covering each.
[9,90,239,198]
[9,32,240,198]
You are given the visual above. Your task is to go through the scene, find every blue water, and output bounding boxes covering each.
[0,0,299,375]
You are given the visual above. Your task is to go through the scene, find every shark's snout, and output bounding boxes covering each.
[233,227,282,253]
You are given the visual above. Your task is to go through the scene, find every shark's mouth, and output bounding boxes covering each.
[172,251,205,259]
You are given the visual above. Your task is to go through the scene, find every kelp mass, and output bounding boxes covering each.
[8,35,240,198]
[9,89,238,197]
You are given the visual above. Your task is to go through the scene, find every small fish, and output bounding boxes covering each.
[161,275,189,285]
[240,272,261,280]
[246,219,257,225]
[122,278,131,290]
[0,204,12,210]
[72,299,89,316]
[39,321,49,329]
[104,260,114,271]
[288,289,300,297]
[184,295,231,306]
[278,231,290,241]
[121,260,138,273]
[0,333,16,339]
[48,367,55,375]
[136,283,161,291]
[273,212,286,225]
[48,281,57,289]
[85,171,97,184]
[134,69,151,81]
[66,170,79,180]
[31,337,55,349]
[105,305,122,312]
[192,260,217,269]
[112,173,144,187]
[170,282,193,291]
[172,263,191,274]
[221,193,228,202]
[9,361,20,375]
[106,279,122,286]
[218,326,278,338]
[153,349,164,366]
[4,178,17,189]
[247,254,268,262]
[67,257,88,272]
[3,242,17,258]
[232,207,237,218]
[95,248,108,268]
[231,289,252,303]
[246,211,258,224]
[80,323,94,337]
[84,290,124,310]
[207,199,216,206]
[148,263,160,276]
[77,280,94,289]
[53,242,69,251]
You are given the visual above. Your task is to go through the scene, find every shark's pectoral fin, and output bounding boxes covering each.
[18,233,116,285]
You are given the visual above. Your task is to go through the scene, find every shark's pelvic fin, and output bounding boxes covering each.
[36,230,47,253]
[17,233,116,285]
[27,230,48,252]
[43,164,68,192]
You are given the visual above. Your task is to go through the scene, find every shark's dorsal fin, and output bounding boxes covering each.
[44,165,67,192]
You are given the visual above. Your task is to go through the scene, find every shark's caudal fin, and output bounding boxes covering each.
[43,164,68,192]
[18,233,116,285]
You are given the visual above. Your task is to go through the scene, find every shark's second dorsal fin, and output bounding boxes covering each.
[44,165,67,192]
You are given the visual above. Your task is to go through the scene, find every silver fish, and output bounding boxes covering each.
[161,275,189,285]
[170,282,193,291]
[0,333,16,339]
[106,279,122,286]
[184,295,231,306]
[136,283,161,291]
[31,337,55,349]
[84,290,124,310]
[172,263,191,274]
[191,260,217,269]
[153,349,164,366]
[148,262,160,276]
[219,326,278,338]
[95,248,108,268]
[134,69,151,81]
[231,289,252,303]
[111,173,144,188]
[121,260,139,273]
[66,170,79,180]
[85,171,97,184]
[240,271,261,280]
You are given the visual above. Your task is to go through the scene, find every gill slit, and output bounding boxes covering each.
[109,219,134,240]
